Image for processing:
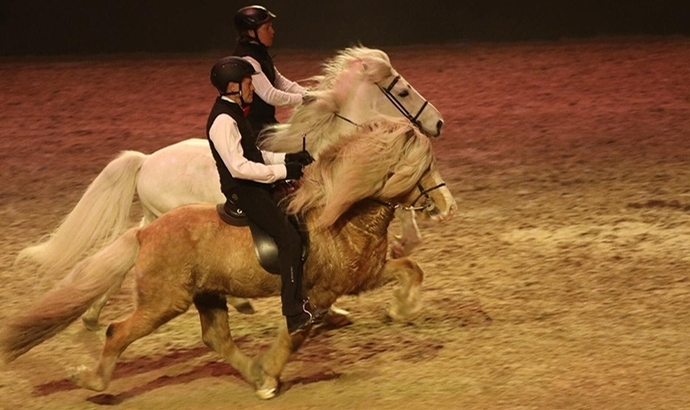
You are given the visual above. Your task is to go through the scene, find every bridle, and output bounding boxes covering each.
[377,75,429,129]
[334,75,430,130]
[372,168,447,213]
[334,74,442,212]
[405,181,446,212]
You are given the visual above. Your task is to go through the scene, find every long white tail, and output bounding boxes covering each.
[0,228,140,363]
[15,151,147,275]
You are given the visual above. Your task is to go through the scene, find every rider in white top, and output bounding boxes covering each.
[209,101,288,183]
[232,5,306,133]
[243,56,305,108]
[206,56,315,336]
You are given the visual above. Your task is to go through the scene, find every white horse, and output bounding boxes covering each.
[16,46,448,325]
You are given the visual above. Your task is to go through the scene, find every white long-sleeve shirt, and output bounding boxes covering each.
[244,56,305,107]
[209,97,287,183]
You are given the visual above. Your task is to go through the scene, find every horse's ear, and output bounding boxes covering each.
[358,58,373,77]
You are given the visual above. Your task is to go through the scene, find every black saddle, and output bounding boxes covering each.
[216,200,308,275]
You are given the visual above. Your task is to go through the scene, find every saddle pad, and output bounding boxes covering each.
[216,203,280,274]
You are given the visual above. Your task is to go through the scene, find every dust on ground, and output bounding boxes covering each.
[1,36,689,410]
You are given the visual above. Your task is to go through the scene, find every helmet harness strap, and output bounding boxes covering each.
[252,29,265,47]
[221,82,249,108]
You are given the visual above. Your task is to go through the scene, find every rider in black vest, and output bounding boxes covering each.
[206,56,315,336]
[232,5,306,134]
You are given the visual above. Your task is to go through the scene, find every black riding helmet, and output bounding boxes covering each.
[234,5,276,32]
[210,56,258,97]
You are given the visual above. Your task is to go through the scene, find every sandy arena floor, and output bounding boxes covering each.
[1,36,689,410]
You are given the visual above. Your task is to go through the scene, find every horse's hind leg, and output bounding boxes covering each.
[73,291,191,391]
[250,326,307,400]
[194,294,252,376]
[193,293,279,399]
[380,257,425,321]
[81,268,131,330]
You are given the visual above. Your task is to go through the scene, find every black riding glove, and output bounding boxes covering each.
[285,162,304,180]
[285,150,315,166]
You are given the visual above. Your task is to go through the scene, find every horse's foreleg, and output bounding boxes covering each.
[380,257,424,321]
[321,304,353,328]
[391,209,422,258]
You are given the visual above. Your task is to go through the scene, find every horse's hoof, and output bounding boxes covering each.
[328,305,350,316]
[386,303,420,323]
[322,310,352,328]
[233,301,256,315]
[71,365,106,391]
[255,377,278,400]
[81,316,101,331]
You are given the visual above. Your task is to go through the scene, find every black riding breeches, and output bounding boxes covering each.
[227,185,305,317]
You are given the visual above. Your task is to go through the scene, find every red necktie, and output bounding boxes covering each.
[242,106,251,117]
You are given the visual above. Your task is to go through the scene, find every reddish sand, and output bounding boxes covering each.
[1,36,689,409]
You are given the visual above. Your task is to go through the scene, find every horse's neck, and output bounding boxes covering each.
[309,200,395,241]
[269,81,376,155]
[308,87,374,155]
[309,120,355,155]
[336,82,374,125]
[304,200,395,296]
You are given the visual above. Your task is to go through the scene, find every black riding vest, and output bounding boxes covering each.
[233,40,278,132]
[206,97,269,198]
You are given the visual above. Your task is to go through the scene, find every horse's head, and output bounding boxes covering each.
[286,116,454,230]
[395,157,456,222]
[259,46,444,156]
[327,47,444,138]
[369,119,455,222]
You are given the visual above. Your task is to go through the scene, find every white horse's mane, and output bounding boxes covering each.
[286,116,433,230]
[312,46,393,90]
[259,46,394,154]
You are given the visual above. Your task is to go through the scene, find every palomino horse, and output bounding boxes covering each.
[16,46,443,277]
[15,46,446,324]
[0,117,455,400]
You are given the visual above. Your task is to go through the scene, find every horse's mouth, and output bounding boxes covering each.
[420,119,443,138]
[424,202,455,222]
[423,129,441,138]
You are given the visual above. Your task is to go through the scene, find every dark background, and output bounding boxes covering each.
[1,1,688,56]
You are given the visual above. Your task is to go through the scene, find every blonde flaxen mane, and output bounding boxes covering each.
[286,116,434,230]
[259,46,395,154]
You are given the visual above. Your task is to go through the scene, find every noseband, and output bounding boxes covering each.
[403,181,446,212]
[335,75,431,130]
[372,169,447,213]
[377,75,429,129]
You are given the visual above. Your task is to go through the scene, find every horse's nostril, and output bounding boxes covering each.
[433,120,444,137]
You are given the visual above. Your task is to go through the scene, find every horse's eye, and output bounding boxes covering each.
[398,90,409,98]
